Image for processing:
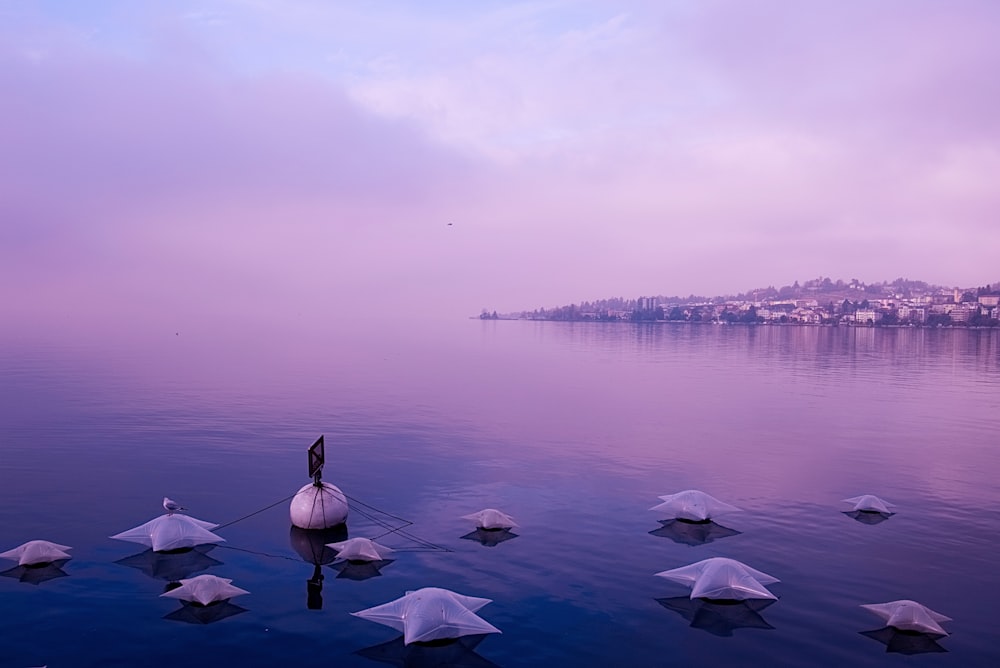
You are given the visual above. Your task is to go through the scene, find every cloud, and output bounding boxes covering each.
[1,0,999,326]
[0,16,491,324]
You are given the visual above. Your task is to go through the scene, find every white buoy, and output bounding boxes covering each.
[290,482,349,529]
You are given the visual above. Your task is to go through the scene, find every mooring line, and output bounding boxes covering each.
[372,525,454,552]
[350,504,413,533]
[213,490,452,553]
[214,544,302,562]
[348,505,450,550]
[215,493,297,530]
[351,507,451,551]
[343,493,414,524]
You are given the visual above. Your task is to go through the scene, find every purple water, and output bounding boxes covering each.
[1,320,998,666]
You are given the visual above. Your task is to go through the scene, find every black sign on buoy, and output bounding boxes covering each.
[308,435,325,485]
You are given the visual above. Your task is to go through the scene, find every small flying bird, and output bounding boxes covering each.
[163,497,187,514]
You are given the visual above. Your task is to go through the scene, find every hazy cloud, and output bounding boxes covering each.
[1,0,998,328]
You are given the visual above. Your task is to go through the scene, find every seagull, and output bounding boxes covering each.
[163,497,187,514]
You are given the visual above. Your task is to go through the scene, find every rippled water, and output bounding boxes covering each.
[1,321,999,667]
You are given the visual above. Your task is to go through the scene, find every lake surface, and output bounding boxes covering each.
[1,320,999,667]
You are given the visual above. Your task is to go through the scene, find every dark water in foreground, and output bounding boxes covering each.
[1,321,999,667]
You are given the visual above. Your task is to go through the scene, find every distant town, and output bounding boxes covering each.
[482,277,1000,327]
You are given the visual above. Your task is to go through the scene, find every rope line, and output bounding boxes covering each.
[343,493,413,524]
[345,503,452,551]
[214,488,452,553]
[215,493,297,530]
[215,544,302,562]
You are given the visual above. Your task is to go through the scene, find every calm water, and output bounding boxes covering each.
[1,320,999,667]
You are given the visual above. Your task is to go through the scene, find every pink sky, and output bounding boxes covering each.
[2,0,999,327]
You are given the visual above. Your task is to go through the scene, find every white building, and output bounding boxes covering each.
[979,295,1000,307]
[854,309,879,324]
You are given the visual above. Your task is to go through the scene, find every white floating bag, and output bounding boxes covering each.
[327,537,394,562]
[352,587,502,645]
[461,509,517,530]
[860,600,951,636]
[0,540,73,566]
[289,482,349,530]
[650,490,742,522]
[110,514,224,552]
[161,574,250,606]
[656,557,780,601]
[842,495,895,514]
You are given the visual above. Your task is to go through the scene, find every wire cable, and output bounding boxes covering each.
[214,489,451,553]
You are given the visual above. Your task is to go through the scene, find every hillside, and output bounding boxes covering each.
[497,277,999,322]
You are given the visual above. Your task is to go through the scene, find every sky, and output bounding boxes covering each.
[2,0,999,327]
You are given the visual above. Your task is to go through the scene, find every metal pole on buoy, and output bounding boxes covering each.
[289,435,349,530]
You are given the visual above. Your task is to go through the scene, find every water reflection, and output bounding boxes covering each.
[116,546,223,582]
[542,322,1000,376]
[289,525,348,610]
[163,600,249,625]
[0,559,71,585]
[460,528,519,547]
[656,597,776,636]
[356,634,499,667]
[859,627,948,654]
[842,510,893,525]
[289,525,347,566]
[331,559,395,581]
[649,519,742,546]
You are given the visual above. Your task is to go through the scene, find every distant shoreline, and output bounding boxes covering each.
[473,317,999,330]
[480,277,1000,328]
